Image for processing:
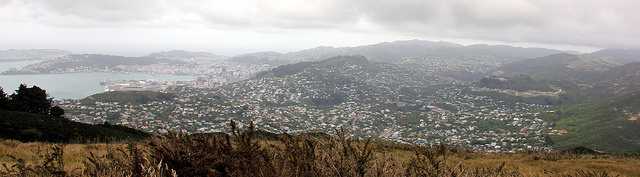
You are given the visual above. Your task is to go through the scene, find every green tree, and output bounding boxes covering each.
[10,84,53,115]
[50,106,65,117]
[0,87,9,110]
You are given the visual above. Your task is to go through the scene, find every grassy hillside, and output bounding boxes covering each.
[541,92,640,153]
[0,110,150,143]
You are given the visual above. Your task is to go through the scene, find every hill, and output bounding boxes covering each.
[541,91,640,153]
[476,74,554,92]
[286,40,570,64]
[584,62,640,98]
[229,51,289,65]
[470,75,596,105]
[0,49,71,62]
[590,62,640,82]
[230,40,569,66]
[229,40,464,65]
[466,44,566,58]
[221,55,450,107]
[495,53,620,81]
[148,50,227,61]
[0,110,150,143]
[80,91,177,105]
[585,48,640,64]
[494,56,640,102]
[2,54,186,74]
[254,55,373,78]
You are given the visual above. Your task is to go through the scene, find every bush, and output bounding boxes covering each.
[6,121,595,176]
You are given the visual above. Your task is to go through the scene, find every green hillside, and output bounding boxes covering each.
[0,110,150,143]
[80,91,177,105]
[541,91,640,153]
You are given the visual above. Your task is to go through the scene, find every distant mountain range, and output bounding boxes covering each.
[3,41,639,67]
[0,40,577,64]
[229,40,573,65]
[2,40,590,76]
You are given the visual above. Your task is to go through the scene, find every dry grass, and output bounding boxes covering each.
[0,139,104,175]
[2,122,639,176]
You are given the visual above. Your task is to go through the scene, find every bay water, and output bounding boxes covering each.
[0,60,195,99]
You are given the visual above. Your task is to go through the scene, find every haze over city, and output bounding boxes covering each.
[1,0,639,56]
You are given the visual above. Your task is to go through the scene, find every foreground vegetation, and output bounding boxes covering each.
[0,110,150,143]
[1,84,151,143]
[2,121,638,177]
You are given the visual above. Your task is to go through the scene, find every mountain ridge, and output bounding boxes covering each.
[2,40,575,63]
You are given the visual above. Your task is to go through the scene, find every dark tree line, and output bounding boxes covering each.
[0,84,64,117]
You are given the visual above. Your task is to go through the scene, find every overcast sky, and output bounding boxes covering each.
[1,0,638,56]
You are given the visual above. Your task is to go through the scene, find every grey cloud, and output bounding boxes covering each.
[29,0,362,28]
[32,0,168,22]
[347,0,640,48]
[182,0,363,29]
[5,0,640,48]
